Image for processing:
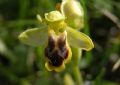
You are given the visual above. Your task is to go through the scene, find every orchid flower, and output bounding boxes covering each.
[18,11,94,72]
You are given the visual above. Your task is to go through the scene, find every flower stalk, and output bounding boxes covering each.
[72,47,83,85]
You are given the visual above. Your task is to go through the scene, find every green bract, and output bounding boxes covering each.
[18,11,94,72]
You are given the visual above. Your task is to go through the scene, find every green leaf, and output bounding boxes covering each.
[18,27,48,46]
[67,27,94,51]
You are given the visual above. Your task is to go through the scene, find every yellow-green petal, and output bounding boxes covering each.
[67,27,94,51]
[45,11,65,22]
[18,27,48,46]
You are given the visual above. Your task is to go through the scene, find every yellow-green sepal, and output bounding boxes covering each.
[67,27,94,51]
[18,27,48,46]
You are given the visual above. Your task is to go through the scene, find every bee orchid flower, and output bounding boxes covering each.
[18,11,94,72]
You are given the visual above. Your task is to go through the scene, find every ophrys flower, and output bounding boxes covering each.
[18,11,94,72]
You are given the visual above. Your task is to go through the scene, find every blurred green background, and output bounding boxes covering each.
[0,0,120,85]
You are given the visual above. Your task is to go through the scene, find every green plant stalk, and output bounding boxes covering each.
[73,66,83,85]
[18,0,30,30]
[19,0,29,19]
[72,47,83,85]
[72,47,82,66]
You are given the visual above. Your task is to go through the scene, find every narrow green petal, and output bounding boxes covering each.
[67,27,94,51]
[18,27,48,46]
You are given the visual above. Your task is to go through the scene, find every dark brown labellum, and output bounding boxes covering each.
[45,33,69,67]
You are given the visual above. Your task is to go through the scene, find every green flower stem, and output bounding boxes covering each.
[19,0,29,19]
[73,66,83,85]
[71,47,83,85]
[72,47,82,66]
